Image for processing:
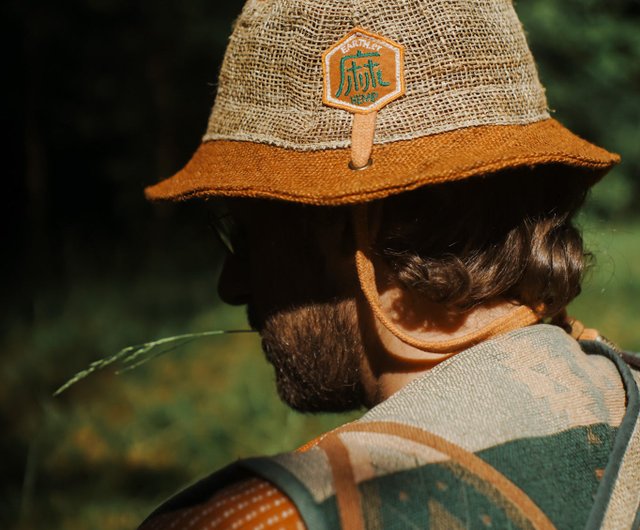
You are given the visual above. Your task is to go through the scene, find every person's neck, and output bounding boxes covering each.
[359,299,523,405]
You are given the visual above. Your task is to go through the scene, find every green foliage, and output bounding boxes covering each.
[2,256,359,530]
[570,217,640,350]
[517,0,640,218]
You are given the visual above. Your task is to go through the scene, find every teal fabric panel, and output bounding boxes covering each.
[333,424,618,530]
[354,461,522,529]
[480,423,617,529]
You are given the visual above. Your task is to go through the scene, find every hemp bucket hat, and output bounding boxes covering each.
[145,0,619,206]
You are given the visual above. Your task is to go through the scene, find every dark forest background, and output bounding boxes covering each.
[2,1,639,528]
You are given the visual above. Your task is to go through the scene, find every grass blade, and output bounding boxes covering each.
[53,329,256,396]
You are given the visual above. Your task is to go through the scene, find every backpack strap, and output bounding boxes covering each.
[581,340,640,530]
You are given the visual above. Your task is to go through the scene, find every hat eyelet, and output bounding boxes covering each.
[349,158,373,171]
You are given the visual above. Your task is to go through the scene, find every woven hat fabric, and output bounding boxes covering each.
[145,0,620,204]
[205,0,548,150]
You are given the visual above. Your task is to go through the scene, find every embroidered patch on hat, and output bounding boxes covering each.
[322,28,405,114]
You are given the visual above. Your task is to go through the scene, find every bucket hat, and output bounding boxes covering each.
[145,0,619,206]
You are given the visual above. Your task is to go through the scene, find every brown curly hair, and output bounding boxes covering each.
[375,165,593,318]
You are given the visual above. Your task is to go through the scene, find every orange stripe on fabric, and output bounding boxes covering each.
[140,477,305,530]
[336,421,556,530]
[319,436,366,530]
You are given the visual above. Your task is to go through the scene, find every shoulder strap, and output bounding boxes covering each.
[619,350,640,370]
[581,340,640,530]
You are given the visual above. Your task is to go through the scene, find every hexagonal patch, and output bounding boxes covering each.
[322,27,405,114]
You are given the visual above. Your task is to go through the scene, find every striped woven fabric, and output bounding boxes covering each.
[140,325,640,529]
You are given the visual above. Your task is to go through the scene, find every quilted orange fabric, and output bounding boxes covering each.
[140,477,305,530]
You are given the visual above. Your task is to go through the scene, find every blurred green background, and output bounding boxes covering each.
[2,1,639,528]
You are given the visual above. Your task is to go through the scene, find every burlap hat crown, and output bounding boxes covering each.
[146,0,619,205]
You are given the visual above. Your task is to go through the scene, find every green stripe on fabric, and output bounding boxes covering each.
[479,423,617,529]
[348,424,617,529]
[240,457,339,530]
[359,462,526,529]
[580,341,640,530]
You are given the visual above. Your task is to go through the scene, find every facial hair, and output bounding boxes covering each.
[251,298,368,413]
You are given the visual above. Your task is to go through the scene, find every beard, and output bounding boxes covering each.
[248,298,368,413]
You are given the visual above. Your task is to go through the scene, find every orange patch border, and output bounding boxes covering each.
[322,27,406,114]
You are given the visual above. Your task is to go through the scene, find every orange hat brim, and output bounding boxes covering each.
[145,119,619,206]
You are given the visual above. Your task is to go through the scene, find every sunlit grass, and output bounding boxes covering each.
[570,218,640,350]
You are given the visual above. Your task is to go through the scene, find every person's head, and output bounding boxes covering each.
[145,1,619,411]
[216,165,592,412]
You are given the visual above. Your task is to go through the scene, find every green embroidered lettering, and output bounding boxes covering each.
[336,50,389,98]
[377,69,390,87]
